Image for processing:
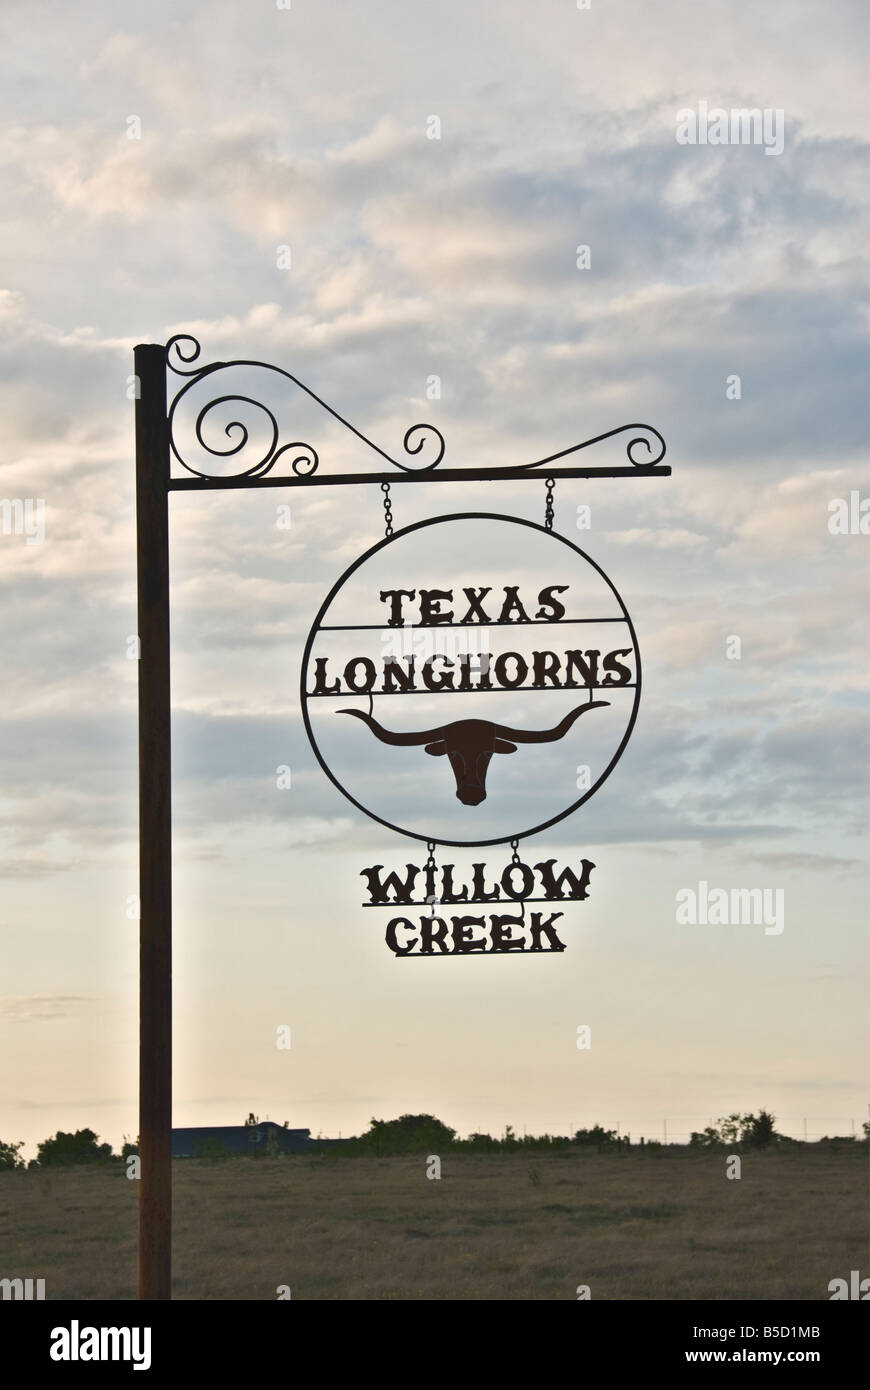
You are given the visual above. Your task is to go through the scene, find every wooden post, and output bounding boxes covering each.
[135,344,172,1300]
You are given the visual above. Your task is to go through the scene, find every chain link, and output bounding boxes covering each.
[380,480,394,537]
[544,476,555,531]
[508,839,527,922]
[426,840,438,915]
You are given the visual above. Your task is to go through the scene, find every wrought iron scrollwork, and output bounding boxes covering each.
[166,334,445,481]
[519,422,667,471]
[164,334,666,484]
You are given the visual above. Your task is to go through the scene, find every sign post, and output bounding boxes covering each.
[134,345,173,1301]
[133,334,669,1298]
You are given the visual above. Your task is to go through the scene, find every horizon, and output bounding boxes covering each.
[14,1107,866,1164]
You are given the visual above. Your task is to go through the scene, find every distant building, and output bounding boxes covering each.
[171,1123,311,1158]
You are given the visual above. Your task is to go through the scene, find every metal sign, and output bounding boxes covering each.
[301,513,640,846]
[361,841,597,957]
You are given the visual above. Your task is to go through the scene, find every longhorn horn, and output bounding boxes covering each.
[338,708,447,746]
[493,700,610,743]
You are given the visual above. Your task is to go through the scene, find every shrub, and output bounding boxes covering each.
[0,1138,25,1170]
[573,1125,618,1151]
[193,1138,232,1162]
[360,1115,457,1156]
[36,1129,114,1167]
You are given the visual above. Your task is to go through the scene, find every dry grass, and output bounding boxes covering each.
[1,1148,865,1299]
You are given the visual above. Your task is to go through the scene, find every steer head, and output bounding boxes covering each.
[339,701,610,805]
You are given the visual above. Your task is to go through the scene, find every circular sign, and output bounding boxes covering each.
[301,513,640,847]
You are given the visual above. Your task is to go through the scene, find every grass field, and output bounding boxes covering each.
[2,1148,866,1300]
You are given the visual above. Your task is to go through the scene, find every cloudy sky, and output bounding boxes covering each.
[1,0,867,1156]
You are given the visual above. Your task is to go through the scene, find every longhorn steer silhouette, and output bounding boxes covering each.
[339,701,610,805]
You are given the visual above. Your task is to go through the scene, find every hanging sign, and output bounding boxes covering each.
[301,513,640,848]
[301,512,641,955]
[360,843,596,957]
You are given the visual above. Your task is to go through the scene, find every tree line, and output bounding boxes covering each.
[1,1110,867,1167]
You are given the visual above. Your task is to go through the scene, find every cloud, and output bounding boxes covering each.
[606,527,707,550]
[0,995,93,1021]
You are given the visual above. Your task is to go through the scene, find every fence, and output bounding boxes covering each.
[526,1117,867,1143]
